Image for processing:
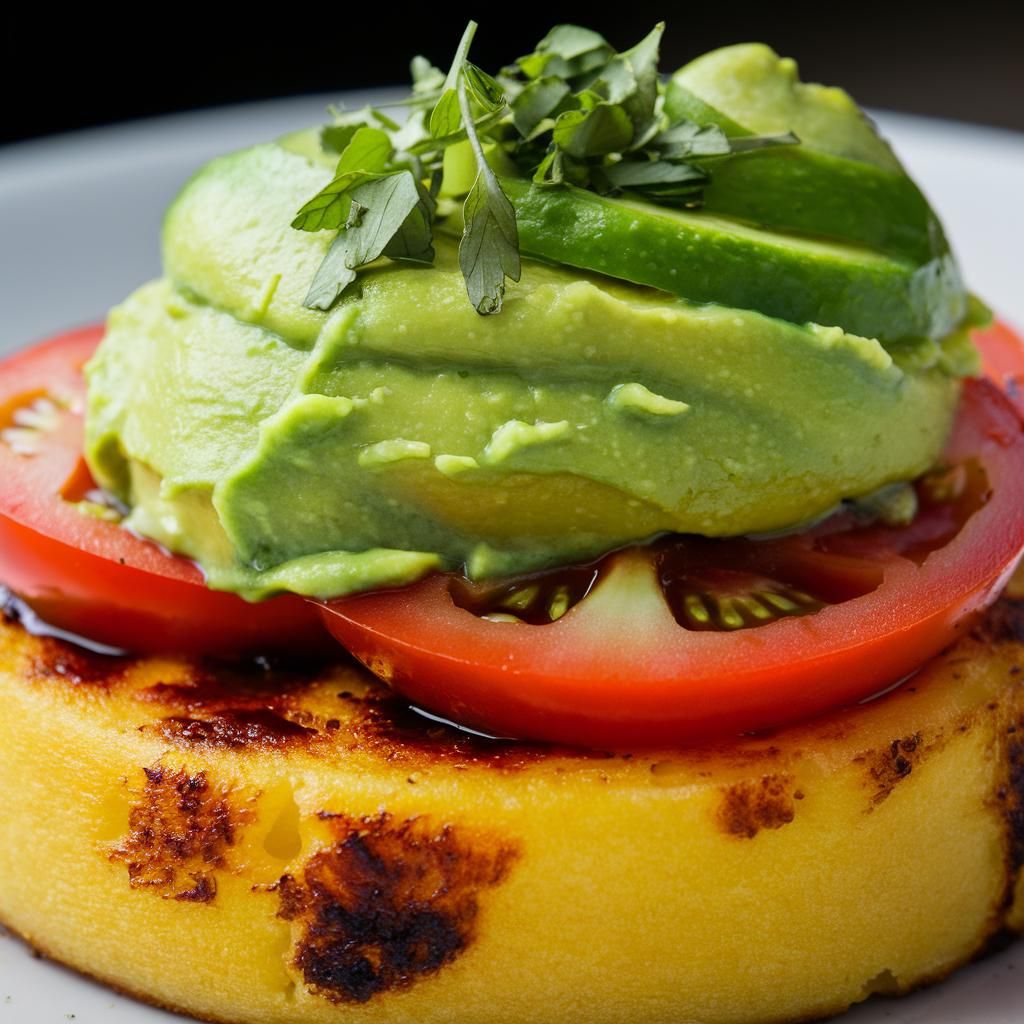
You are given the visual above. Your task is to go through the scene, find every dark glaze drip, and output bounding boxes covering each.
[341,691,610,768]
[0,586,129,657]
[1,587,135,686]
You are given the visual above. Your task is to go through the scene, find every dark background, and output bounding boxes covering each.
[3,2,1022,146]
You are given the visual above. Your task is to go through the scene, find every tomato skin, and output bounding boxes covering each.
[976,320,1024,420]
[5,322,1024,712]
[0,327,329,656]
[318,364,1024,749]
[0,514,329,656]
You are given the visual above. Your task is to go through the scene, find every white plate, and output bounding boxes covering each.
[1,99,1023,1023]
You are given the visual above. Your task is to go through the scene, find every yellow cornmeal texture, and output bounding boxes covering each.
[0,584,1021,1024]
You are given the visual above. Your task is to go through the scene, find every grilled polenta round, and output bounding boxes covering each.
[0,584,1022,1024]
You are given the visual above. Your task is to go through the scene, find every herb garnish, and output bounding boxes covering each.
[293,21,799,315]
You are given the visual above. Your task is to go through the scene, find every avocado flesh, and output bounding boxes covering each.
[664,45,944,263]
[504,178,964,344]
[675,43,901,169]
[164,138,964,349]
[84,142,965,600]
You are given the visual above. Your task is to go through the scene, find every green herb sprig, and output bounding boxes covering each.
[293,21,799,315]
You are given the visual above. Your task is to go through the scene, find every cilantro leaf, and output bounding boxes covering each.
[337,126,392,174]
[427,26,482,144]
[411,105,508,154]
[321,124,358,155]
[532,146,565,185]
[383,180,437,264]
[303,222,360,310]
[653,121,800,160]
[654,121,733,159]
[460,171,521,314]
[612,23,663,132]
[464,63,505,112]
[410,55,445,99]
[517,25,613,83]
[441,20,478,93]
[727,130,801,153]
[291,172,365,232]
[536,24,608,62]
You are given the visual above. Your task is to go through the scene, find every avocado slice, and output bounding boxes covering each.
[671,43,900,168]
[664,45,945,264]
[503,177,965,344]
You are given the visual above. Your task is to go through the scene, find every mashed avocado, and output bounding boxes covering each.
[84,40,974,601]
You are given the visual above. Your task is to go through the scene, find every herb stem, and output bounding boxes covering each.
[456,62,489,170]
[444,21,479,93]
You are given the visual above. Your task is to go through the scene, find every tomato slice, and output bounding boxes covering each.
[976,319,1024,420]
[317,365,1024,749]
[0,327,328,656]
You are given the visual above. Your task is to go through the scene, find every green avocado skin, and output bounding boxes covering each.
[505,178,965,345]
[84,143,966,601]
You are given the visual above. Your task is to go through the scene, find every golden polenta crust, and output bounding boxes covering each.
[0,593,1022,1024]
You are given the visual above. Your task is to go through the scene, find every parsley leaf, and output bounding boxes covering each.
[456,41,520,313]
[511,77,571,137]
[294,20,802,315]
[553,103,634,158]
[292,127,392,231]
[429,90,462,139]
[303,172,422,310]
[384,180,437,264]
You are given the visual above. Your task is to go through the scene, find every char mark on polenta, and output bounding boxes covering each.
[0,17,1023,1023]
[857,733,925,808]
[156,710,319,749]
[274,813,518,1003]
[109,764,254,903]
[716,775,797,838]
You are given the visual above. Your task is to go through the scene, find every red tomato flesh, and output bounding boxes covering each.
[3,322,1024,747]
[0,327,328,656]
[318,353,1024,748]
[976,319,1024,419]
